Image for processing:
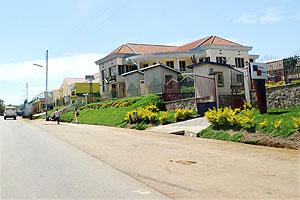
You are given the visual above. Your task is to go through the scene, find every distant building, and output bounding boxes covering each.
[30,91,53,114]
[69,82,100,105]
[266,60,284,81]
[266,56,300,82]
[60,78,86,105]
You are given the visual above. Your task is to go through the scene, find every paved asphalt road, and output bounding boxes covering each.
[0,117,168,200]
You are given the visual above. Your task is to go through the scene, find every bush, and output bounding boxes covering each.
[274,119,282,129]
[174,109,194,122]
[144,104,159,113]
[292,117,300,130]
[159,112,169,124]
[131,122,148,130]
[204,102,254,130]
[258,120,267,130]
[125,108,158,124]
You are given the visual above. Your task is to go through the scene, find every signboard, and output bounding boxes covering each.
[250,62,267,80]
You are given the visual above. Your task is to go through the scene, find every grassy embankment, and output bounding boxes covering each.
[199,106,300,148]
[59,95,178,127]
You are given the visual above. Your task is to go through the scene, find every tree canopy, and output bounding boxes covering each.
[0,99,4,115]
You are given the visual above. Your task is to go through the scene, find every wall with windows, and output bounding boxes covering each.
[203,48,250,67]
[138,57,194,72]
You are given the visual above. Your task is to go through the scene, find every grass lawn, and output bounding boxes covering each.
[199,106,300,148]
[253,106,300,137]
[59,95,177,127]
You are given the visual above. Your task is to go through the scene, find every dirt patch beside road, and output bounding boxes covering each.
[242,131,300,149]
[27,119,300,200]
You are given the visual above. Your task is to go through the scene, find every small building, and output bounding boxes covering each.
[69,82,100,105]
[122,70,144,97]
[188,61,244,96]
[60,78,86,105]
[140,63,180,94]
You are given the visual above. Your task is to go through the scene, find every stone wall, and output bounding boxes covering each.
[251,83,300,108]
[219,95,245,108]
[165,94,246,111]
[164,98,196,111]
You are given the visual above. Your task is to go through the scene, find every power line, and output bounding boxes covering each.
[68,0,134,51]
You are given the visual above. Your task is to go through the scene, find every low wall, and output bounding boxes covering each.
[219,95,245,108]
[164,98,196,111]
[165,94,246,112]
[251,83,300,108]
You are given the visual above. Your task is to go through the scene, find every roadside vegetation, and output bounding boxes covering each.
[199,102,300,149]
[59,95,196,129]
[265,80,300,88]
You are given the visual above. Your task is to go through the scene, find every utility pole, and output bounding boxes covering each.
[33,50,49,121]
[45,50,49,120]
[26,82,28,101]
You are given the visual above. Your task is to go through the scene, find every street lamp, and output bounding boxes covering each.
[33,50,49,121]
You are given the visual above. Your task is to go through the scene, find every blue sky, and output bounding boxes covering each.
[0,0,300,104]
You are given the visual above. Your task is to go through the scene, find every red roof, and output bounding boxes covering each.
[107,36,244,56]
[176,35,243,51]
[109,43,178,55]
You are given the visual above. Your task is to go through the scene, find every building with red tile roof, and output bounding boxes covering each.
[95,35,259,99]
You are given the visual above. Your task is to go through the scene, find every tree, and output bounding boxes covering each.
[283,56,300,83]
[0,99,4,115]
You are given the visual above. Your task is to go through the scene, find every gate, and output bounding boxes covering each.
[163,79,179,101]
[194,75,217,116]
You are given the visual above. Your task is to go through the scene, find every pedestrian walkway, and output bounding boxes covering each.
[147,117,210,137]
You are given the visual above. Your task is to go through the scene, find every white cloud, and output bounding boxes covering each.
[232,7,297,24]
[0,52,105,105]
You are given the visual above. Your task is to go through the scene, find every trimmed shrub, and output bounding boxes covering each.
[159,112,169,124]
[174,109,194,122]
[274,119,282,129]
[144,104,159,113]
[258,120,267,130]
[292,117,300,130]
[204,102,254,130]
[125,108,158,124]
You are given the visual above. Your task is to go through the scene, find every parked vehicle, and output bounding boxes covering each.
[4,106,17,120]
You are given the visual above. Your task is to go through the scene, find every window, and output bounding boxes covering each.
[166,61,174,68]
[235,58,245,68]
[205,57,210,62]
[249,59,254,63]
[101,70,106,92]
[216,72,224,87]
[237,74,243,83]
[143,64,149,68]
[118,65,126,75]
[179,61,186,71]
[165,75,173,84]
[216,57,227,64]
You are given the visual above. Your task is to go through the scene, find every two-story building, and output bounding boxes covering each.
[95,35,259,98]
